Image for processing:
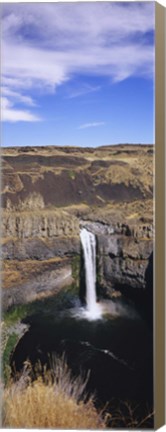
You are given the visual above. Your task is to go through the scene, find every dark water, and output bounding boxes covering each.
[11,296,153,427]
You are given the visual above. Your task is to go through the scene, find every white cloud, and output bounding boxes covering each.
[2,87,36,106]
[1,3,155,122]
[1,97,41,122]
[66,84,101,99]
[79,122,105,130]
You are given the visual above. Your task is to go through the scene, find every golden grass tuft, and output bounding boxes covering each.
[2,358,106,429]
[3,379,104,428]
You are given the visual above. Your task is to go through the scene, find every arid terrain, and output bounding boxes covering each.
[2,144,153,210]
[1,144,154,312]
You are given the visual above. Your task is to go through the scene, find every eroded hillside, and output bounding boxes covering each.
[2,144,153,211]
[1,144,154,310]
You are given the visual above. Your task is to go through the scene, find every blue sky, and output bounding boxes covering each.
[1,2,155,147]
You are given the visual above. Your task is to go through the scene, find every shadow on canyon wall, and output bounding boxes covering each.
[118,252,153,330]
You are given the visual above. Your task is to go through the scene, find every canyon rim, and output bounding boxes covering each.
[1,144,154,315]
[1,143,154,429]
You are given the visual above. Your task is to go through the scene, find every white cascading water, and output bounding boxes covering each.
[80,228,102,320]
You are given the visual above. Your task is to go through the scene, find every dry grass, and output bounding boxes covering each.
[93,157,153,194]
[107,400,154,429]
[2,358,106,429]
[2,258,64,289]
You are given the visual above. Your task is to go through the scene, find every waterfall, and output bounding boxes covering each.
[80,228,102,320]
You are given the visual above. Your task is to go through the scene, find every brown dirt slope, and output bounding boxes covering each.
[2,144,154,215]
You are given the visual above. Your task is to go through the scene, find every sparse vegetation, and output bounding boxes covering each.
[2,333,18,383]
[3,304,29,326]
[2,357,106,429]
[2,257,65,290]
[2,288,76,384]
[2,356,154,429]
[68,169,76,180]
[105,399,154,429]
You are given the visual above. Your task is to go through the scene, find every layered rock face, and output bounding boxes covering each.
[82,221,153,292]
[1,144,154,310]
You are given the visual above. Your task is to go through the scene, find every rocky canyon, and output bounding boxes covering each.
[1,144,154,320]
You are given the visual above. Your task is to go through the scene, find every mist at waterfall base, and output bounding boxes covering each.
[11,229,153,426]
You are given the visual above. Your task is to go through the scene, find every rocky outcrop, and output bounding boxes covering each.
[80,220,153,294]
[1,144,154,311]
[2,237,80,261]
[2,211,79,239]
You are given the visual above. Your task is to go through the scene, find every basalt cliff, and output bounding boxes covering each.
[1,144,154,317]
